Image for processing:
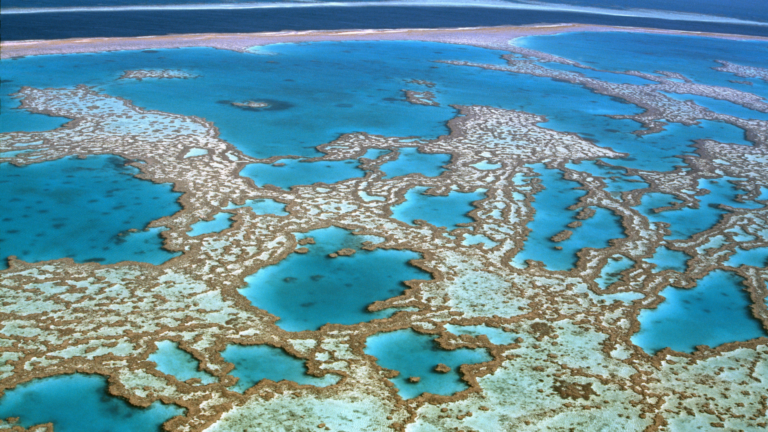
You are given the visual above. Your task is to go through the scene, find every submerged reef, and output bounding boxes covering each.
[1,26,768,431]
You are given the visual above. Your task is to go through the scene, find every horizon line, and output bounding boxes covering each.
[2,1,768,28]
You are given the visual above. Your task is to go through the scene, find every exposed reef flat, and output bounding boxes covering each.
[3,24,768,60]
[120,69,199,81]
[1,25,768,431]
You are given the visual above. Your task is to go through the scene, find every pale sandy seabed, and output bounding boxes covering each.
[1,24,768,431]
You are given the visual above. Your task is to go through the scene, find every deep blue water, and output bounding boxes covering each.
[0,155,181,269]
[4,6,768,42]
[239,226,430,331]
[5,0,768,26]
[0,374,184,431]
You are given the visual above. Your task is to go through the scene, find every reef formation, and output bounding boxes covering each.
[1,25,768,431]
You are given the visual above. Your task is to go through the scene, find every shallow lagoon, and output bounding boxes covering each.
[0,373,183,432]
[647,246,690,273]
[391,186,485,231]
[239,226,430,331]
[1,41,643,161]
[632,270,767,354]
[221,344,339,392]
[240,158,365,190]
[636,178,761,239]
[517,32,768,95]
[365,329,491,399]
[187,212,234,237]
[0,155,181,269]
[512,164,625,271]
[149,340,216,385]
[380,147,451,179]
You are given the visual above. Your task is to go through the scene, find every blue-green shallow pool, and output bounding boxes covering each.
[149,340,216,385]
[512,164,625,271]
[724,247,768,268]
[647,246,690,273]
[225,198,288,216]
[0,155,182,270]
[187,212,233,237]
[391,186,485,231]
[1,41,642,161]
[632,270,767,354]
[0,374,184,432]
[517,32,768,98]
[380,147,451,179]
[240,158,365,190]
[239,226,430,331]
[636,178,761,240]
[221,344,339,393]
[364,329,491,399]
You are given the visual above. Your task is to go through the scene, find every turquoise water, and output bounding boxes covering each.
[444,324,517,345]
[637,178,761,240]
[517,32,768,97]
[391,186,485,231]
[724,247,768,268]
[0,155,181,270]
[183,148,208,158]
[660,91,768,122]
[364,329,491,399]
[148,340,216,385]
[594,121,751,172]
[632,270,767,354]
[540,61,657,85]
[595,255,635,289]
[221,344,338,392]
[380,147,451,179]
[512,164,625,271]
[1,42,643,161]
[240,158,365,190]
[0,373,183,432]
[225,198,288,216]
[239,226,430,331]
[565,160,647,195]
[187,212,234,237]
[647,246,690,273]
[471,161,502,171]
[757,187,768,201]
[0,78,69,133]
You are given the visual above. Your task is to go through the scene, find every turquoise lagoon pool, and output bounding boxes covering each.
[239,226,430,331]
[391,186,485,231]
[221,344,338,392]
[0,155,181,269]
[149,340,216,385]
[632,270,767,354]
[512,164,625,271]
[0,374,183,431]
[364,329,491,399]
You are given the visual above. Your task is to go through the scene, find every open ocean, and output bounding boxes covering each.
[3,3,768,41]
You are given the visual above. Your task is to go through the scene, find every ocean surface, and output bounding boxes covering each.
[3,4,768,41]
